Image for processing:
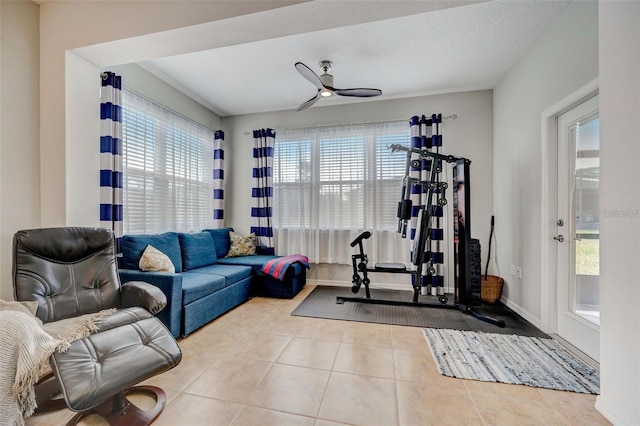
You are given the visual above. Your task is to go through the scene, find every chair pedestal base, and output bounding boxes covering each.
[67,386,166,426]
[34,372,67,413]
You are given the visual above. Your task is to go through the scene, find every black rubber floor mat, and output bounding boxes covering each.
[291,285,549,338]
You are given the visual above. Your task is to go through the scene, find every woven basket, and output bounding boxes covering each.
[481,275,504,304]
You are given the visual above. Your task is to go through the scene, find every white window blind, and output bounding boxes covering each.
[121,89,214,234]
[273,121,412,264]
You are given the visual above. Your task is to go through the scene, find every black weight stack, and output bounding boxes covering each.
[470,238,482,305]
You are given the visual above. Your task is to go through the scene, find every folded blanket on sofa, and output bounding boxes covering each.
[261,254,310,280]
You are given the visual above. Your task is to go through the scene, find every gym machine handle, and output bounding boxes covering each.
[350,231,372,247]
[389,143,469,164]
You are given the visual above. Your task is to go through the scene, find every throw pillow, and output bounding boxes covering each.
[226,231,257,257]
[121,232,183,272]
[139,245,176,273]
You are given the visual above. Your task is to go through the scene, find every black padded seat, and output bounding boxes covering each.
[373,262,407,272]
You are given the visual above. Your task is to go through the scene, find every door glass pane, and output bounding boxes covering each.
[572,115,599,325]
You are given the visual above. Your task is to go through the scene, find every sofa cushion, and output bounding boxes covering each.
[181,272,226,305]
[121,232,183,273]
[202,227,234,258]
[190,264,253,286]
[179,232,218,271]
[217,255,276,274]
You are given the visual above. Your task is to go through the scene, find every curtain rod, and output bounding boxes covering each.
[242,114,457,136]
[122,85,219,133]
[99,72,215,133]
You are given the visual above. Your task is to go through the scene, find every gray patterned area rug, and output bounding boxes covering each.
[423,328,600,394]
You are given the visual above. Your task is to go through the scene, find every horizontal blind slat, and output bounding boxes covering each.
[122,89,215,234]
[274,123,410,230]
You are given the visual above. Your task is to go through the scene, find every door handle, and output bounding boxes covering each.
[553,235,565,242]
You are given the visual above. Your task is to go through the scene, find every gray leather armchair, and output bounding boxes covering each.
[12,227,182,425]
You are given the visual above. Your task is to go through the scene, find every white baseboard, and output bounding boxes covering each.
[307,279,454,293]
[497,297,545,332]
[307,279,349,288]
[595,395,633,426]
[549,334,599,370]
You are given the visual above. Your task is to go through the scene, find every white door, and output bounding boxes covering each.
[556,94,600,361]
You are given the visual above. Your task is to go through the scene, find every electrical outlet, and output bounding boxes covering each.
[516,266,522,279]
[510,264,516,276]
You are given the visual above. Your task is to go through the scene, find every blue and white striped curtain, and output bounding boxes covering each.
[409,114,444,295]
[99,72,123,251]
[251,129,275,254]
[213,130,225,227]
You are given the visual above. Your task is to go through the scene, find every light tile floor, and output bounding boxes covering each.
[26,284,611,426]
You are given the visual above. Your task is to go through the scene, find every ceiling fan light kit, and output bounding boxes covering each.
[294,60,382,111]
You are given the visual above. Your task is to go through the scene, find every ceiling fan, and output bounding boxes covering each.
[294,60,382,111]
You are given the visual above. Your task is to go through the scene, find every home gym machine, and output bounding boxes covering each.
[339,138,505,327]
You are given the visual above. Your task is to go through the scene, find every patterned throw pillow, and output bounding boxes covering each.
[139,244,175,273]
[226,231,257,257]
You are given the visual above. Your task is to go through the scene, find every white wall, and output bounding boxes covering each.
[493,1,598,326]
[0,1,289,300]
[596,2,640,424]
[62,59,224,230]
[108,63,222,131]
[38,1,304,228]
[0,0,637,420]
[223,90,493,286]
[0,1,40,301]
[65,52,101,228]
[13,0,485,301]
[37,0,451,232]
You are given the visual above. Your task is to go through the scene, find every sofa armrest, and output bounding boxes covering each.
[121,281,167,315]
[119,269,183,338]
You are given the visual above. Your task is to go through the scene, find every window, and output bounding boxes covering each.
[273,121,412,264]
[121,89,215,234]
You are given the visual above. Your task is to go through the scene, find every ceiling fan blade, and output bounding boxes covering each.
[295,62,324,90]
[296,92,321,111]
[334,88,382,98]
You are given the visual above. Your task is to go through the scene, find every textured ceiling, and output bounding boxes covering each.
[139,0,570,117]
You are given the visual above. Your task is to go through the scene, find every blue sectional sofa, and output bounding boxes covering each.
[118,228,307,338]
